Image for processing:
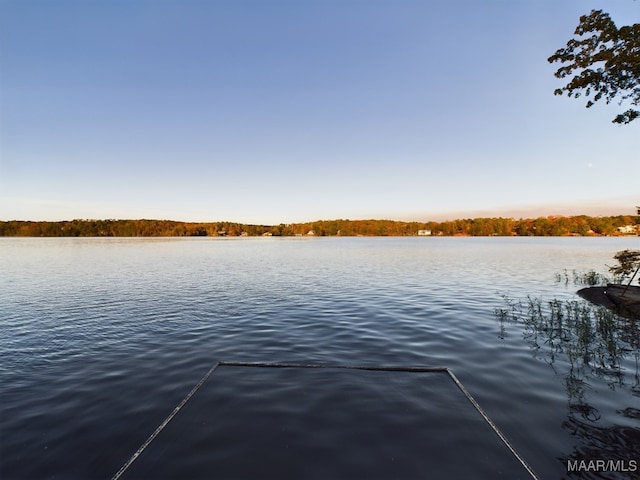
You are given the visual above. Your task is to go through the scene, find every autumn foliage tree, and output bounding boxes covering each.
[548,9,640,124]
[0,215,637,237]
[609,249,640,284]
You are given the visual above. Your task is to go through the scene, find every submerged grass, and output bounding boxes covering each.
[497,292,640,466]
[496,294,640,399]
[554,269,614,286]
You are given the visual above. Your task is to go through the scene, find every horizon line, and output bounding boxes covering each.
[2,211,639,226]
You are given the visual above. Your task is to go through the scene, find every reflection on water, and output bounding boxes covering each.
[496,295,640,477]
[496,295,640,386]
[562,416,640,479]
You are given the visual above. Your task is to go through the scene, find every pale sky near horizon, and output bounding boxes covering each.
[1,0,638,224]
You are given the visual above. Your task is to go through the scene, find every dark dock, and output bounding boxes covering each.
[113,363,538,480]
[577,284,640,319]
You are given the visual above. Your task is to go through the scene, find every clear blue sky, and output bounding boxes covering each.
[1,0,638,224]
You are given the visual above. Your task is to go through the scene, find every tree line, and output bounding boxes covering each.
[0,215,637,237]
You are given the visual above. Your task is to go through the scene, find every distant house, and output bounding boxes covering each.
[307,230,316,236]
[417,230,431,236]
[262,232,273,236]
[618,225,637,235]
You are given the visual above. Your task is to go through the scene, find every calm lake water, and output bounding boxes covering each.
[1,237,639,479]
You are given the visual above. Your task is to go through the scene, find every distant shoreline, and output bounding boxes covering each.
[1,215,638,237]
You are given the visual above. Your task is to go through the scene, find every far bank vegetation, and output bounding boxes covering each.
[0,215,638,237]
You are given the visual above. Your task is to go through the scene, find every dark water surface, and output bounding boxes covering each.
[119,364,535,480]
[1,237,639,479]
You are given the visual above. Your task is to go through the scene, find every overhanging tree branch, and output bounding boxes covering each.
[548,10,640,124]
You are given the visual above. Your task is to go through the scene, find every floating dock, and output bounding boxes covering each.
[577,284,640,319]
[113,362,537,480]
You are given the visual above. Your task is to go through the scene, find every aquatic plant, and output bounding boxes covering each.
[495,295,639,387]
[554,269,612,286]
[554,250,640,288]
[499,252,640,472]
[497,292,640,470]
